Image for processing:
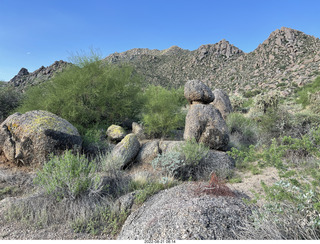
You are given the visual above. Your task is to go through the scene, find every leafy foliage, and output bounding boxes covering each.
[141,85,186,137]
[296,76,320,108]
[18,59,144,133]
[0,85,23,122]
[176,138,209,166]
[227,112,259,148]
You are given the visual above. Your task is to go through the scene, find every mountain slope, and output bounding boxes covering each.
[8,60,70,92]
[103,27,320,95]
[7,27,320,95]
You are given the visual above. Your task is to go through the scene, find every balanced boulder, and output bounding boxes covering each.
[184,80,214,104]
[184,104,229,150]
[211,89,233,120]
[0,110,82,166]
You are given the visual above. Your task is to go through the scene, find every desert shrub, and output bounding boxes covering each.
[72,206,128,237]
[151,151,184,177]
[151,140,210,180]
[0,85,22,122]
[226,112,259,148]
[33,150,102,201]
[243,90,261,98]
[141,85,186,137]
[308,91,320,114]
[176,138,209,166]
[296,76,320,108]
[253,91,280,114]
[238,201,320,239]
[82,128,110,158]
[254,104,295,143]
[18,57,144,133]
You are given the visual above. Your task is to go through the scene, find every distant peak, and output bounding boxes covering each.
[17,68,29,76]
[197,40,243,58]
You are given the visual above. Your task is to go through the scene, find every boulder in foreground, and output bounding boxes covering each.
[0,110,82,166]
[118,182,251,240]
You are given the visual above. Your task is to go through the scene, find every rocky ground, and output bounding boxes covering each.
[0,158,279,240]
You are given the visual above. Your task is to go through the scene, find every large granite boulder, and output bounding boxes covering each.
[184,80,214,104]
[184,104,229,150]
[109,133,140,169]
[118,182,251,240]
[211,89,233,120]
[0,110,82,166]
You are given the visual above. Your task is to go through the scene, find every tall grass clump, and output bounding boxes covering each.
[17,53,144,134]
[141,85,187,137]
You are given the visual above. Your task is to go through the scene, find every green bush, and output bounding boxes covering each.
[0,85,22,122]
[151,139,210,180]
[226,112,259,148]
[177,138,209,166]
[141,85,186,137]
[33,150,101,201]
[253,91,280,114]
[18,58,144,134]
[151,151,184,177]
[296,76,320,108]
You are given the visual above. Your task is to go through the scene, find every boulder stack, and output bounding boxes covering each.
[211,89,233,120]
[184,80,229,150]
[184,80,214,104]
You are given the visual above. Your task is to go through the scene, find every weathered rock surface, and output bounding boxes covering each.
[184,80,214,104]
[0,110,82,166]
[109,133,140,169]
[211,89,233,120]
[184,104,229,150]
[158,140,184,154]
[136,140,160,164]
[106,125,126,142]
[132,122,146,141]
[118,182,251,240]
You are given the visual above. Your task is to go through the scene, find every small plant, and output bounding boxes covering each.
[151,151,184,177]
[33,150,101,201]
[194,172,235,197]
[254,91,280,114]
[177,138,210,166]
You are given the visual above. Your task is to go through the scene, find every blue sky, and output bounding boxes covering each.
[1,0,320,81]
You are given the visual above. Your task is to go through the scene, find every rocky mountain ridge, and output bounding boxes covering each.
[8,60,70,92]
[103,27,320,95]
[7,27,320,96]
